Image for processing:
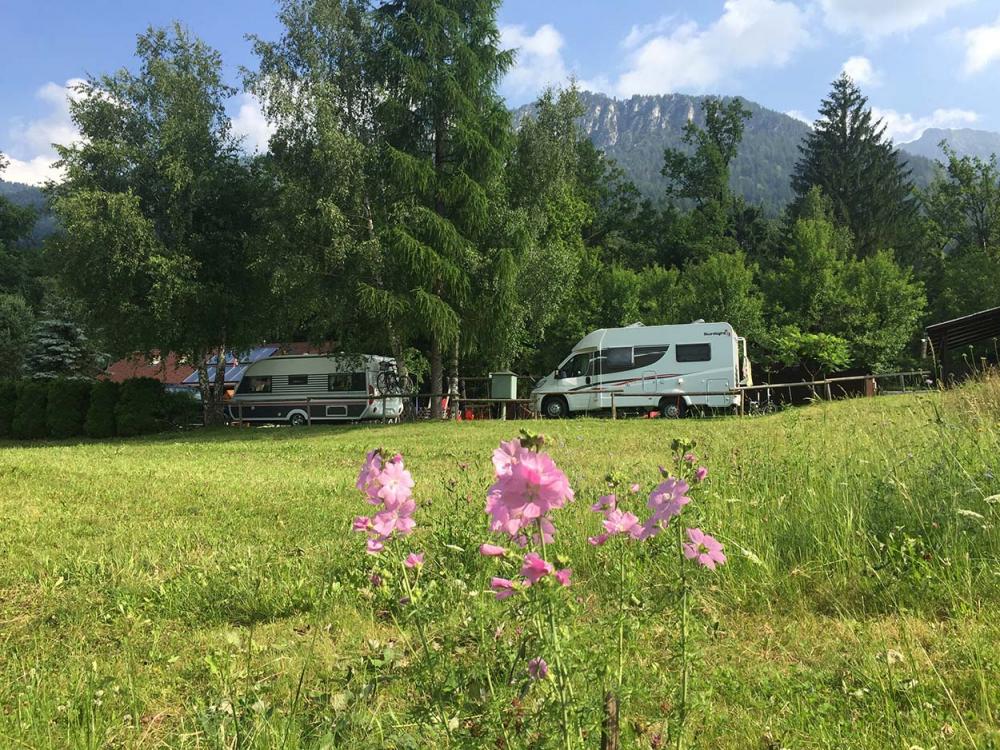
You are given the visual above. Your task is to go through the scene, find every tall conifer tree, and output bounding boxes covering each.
[791,74,918,257]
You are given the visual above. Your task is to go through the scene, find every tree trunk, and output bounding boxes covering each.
[429,337,443,419]
[448,338,459,419]
[199,346,227,427]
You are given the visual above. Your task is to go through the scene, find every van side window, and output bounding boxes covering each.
[244,376,271,393]
[634,345,669,368]
[594,347,634,375]
[558,353,591,379]
[676,344,711,362]
[329,372,367,391]
[288,375,308,386]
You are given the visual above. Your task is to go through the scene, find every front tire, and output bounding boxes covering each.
[289,412,308,427]
[541,396,569,419]
[658,397,684,419]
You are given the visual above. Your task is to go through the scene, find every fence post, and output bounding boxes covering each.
[824,381,833,402]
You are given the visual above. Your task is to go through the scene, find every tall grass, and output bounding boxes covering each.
[0,379,997,748]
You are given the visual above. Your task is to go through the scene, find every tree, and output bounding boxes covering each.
[0,156,38,297]
[676,247,766,345]
[771,326,851,385]
[663,98,751,241]
[50,25,271,423]
[374,0,513,415]
[791,75,918,257]
[22,301,102,380]
[0,293,33,378]
[923,144,1000,256]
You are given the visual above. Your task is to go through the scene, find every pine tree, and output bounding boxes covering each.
[22,303,101,380]
[791,75,918,257]
[375,0,513,416]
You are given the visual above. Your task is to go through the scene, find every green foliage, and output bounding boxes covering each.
[923,145,1000,254]
[677,248,766,343]
[11,379,49,439]
[792,75,918,258]
[0,379,17,437]
[22,301,101,380]
[771,326,851,380]
[85,380,119,438]
[161,390,201,428]
[115,377,165,437]
[45,378,92,439]
[0,293,33,378]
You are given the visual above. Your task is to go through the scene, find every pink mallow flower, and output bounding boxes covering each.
[485,439,574,542]
[555,568,572,586]
[491,577,518,600]
[520,552,554,585]
[683,453,697,464]
[479,543,508,557]
[629,483,641,494]
[366,539,384,555]
[377,458,415,508]
[603,509,640,536]
[695,466,708,482]
[352,516,371,533]
[528,657,549,680]
[356,449,383,497]
[588,533,610,546]
[683,528,727,570]
[404,552,424,569]
[591,494,617,512]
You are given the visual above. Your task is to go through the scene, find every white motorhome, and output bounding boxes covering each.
[532,322,752,418]
[226,354,404,425]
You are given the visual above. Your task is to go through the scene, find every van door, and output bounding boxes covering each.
[552,351,595,414]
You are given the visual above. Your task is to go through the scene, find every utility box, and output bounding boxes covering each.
[490,371,518,401]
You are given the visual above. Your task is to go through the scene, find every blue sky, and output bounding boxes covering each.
[3,0,1000,184]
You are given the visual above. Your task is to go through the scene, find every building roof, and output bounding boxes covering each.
[926,306,1000,352]
[104,351,196,385]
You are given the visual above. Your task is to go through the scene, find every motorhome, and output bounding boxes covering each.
[531,322,751,418]
[226,354,404,425]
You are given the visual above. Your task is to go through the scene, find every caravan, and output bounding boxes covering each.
[532,322,752,418]
[226,354,404,425]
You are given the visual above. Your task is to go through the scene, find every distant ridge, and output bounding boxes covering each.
[900,127,1000,162]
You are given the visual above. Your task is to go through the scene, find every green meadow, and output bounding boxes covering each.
[1,380,998,749]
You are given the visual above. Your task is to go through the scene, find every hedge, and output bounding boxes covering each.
[46,378,92,439]
[11,380,49,440]
[115,377,165,437]
[85,380,119,438]
[0,380,17,438]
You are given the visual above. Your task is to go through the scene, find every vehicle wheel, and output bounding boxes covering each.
[658,397,684,419]
[289,412,308,427]
[541,396,569,419]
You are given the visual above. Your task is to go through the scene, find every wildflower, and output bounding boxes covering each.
[644,477,691,535]
[682,528,727,570]
[591,494,617,512]
[479,543,508,557]
[528,657,549,680]
[694,466,708,482]
[352,516,371,533]
[603,509,641,536]
[520,552,554,585]
[404,552,424,569]
[366,539,384,555]
[356,450,418,555]
[588,533,610,546]
[377,458,415,508]
[491,577,518,600]
[356,449,382,497]
[683,453,697,464]
[485,439,574,543]
[370,573,382,587]
[629,483,641,494]
[371,499,417,538]
[555,568,572,586]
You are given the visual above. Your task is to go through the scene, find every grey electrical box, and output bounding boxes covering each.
[490,371,518,400]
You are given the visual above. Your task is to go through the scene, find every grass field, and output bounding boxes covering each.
[1,379,998,749]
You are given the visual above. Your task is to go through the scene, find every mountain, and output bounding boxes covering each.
[516,91,939,213]
[0,180,57,242]
[900,128,1000,163]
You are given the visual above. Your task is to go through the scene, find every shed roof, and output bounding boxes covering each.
[926,305,1000,352]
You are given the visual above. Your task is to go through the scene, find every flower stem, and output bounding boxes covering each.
[539,522,574,750]
[617,535,626,692]
[675,522,689,750]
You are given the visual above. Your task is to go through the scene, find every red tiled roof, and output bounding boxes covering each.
[104,351,196,385]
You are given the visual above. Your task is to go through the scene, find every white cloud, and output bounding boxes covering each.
[610,0,811,96]
[962,16,1000,74]
[841,55,880,86]
[872,106,979,143]
[501,24,571,99]
[785,109,813,125]
[2,78,87,185]
[231,94,274,153]
[821,0,970,38]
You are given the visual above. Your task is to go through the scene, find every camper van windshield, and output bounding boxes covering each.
[558,353,591,379]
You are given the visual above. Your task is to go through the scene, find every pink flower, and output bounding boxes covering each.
[528,657,549,680]
[683,453,697,464]
[646,477,691,529]
[520,552,554,585]
[491,577,518,600]
[603,509,641,536]
[629,483,641,494]
[370,573,382,587]
[695,467,708,482]
[492,439,522,476]
[356,449,383,497]
[371,499,417,538]
[479,543,507,557]
[404,552,424,569]
[683,528,727,570]
[366,538,384,555]
[352,516,371,533]
[555,568,572,586]
[591,494,617,512]
[588,533,610,546]
[377,458,415,508]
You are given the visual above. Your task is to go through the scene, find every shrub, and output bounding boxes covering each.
[11,380,50,440]
[162,389,202,428]
[85,380,119,438]
[115,377,165,437]
[0,380,18,438]
[46,378,92,439]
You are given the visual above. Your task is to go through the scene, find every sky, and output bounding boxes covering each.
[2,0,1000,185]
